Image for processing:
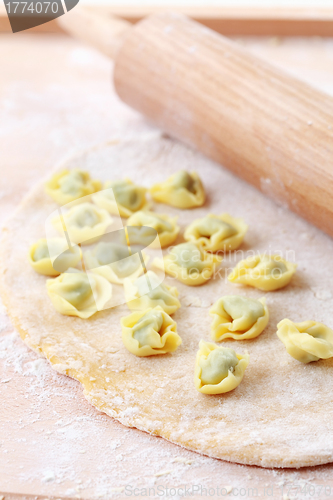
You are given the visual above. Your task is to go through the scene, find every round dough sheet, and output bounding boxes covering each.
[1,135,333,468]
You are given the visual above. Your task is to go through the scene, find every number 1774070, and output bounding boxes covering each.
[5,2,59,14]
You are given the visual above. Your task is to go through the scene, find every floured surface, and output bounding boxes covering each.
[1,326,333,499]
[1,136,333,469]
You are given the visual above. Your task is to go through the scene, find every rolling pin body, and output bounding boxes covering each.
[114,13,333,236]
[59,10,333,237]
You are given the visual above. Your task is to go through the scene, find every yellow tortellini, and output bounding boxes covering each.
[153,242,221,286]
[53,202,112,245]
[150,170,205,209]
[45,169,101,205]
[46,268,111,319]
[228,254,297,291]
[184,214,248,252]
[121,306,182,356]
[127,210,179,248]
[209,295,269,341]
[194,341,249,394]
[276,319,333,363]
[92,179,148,218]
[123,270,181,315]
[84,242,148,284]
[29,238,82,276]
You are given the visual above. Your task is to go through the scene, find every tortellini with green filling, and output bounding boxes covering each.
[53,202,112,245]
[153,242,221,286]
[121,306,182,356]
[210,295,269,341]
[276,319,333,363]
[29,238,82,276]
[84,242,148,284]
[45,169,101,205]
[124,270,181,315]
[228,254,297,291]
[150,170,205,209]
[46,268,111,319]
[92,179,148,218]
[194,341,249,394]
[127,210,179,248]
[184,214,248,252]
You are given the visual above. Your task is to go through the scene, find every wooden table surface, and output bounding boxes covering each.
[1,32,333,499]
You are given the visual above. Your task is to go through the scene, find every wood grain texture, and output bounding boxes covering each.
[57,7,131,59]
[114,12,333,238]
[1,5,333,36]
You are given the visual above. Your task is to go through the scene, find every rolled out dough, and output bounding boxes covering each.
[1,135,333,468]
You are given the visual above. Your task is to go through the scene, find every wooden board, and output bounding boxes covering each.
[1,33,333,498]
[1,5,333,36]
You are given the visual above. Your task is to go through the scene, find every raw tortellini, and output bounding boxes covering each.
[228,254,297,291]
[53,202,112,245]
[150,170,205,209]
[29,238,81,276]
[124,270,181,315]
[46,268,111,319]
[194,341,249,394]
[92,179,148,218]
[210,296,269,341]
[184,214,248,252]
[84,242,148,284]
[127,210,179,248]
[45,169,101,205]
[153,242,221,286]
[276,319,333,363]
[121,306,182,356]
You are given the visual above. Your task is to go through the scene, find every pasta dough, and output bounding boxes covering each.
[124,270,181,314]
[276,319,333,363]
[194,341,249,394]
[228,254,297,291]
[83,242,147,284]
[4,137,333,469]
[45,169,101,205]
[92,179,148,218]
[29,237,82,276]
[127,210,179,248]
[121,306,181,356]
[52,202,112,245]
[210,296,269,341]
[46,268,111,319]
[153,242,221,286]
[184,214,248,252]
[150,170,205,208]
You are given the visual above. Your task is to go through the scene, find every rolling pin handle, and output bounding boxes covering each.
[57,6,131,60]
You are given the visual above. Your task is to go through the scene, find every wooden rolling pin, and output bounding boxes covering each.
[59,8,333,237]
